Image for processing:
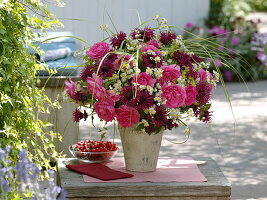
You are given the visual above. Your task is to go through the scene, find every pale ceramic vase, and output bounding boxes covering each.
[118,126,163,172]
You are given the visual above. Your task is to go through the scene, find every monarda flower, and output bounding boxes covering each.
[119,85,140,106]
[135,90,154,111]
[151,106,168,127]
[173,51,193,67]
[94,54,118,77]
[110,31,127,48]
[196,82,212,105]
[131,27,154,42]
[160,31,177,45]
[80,65,93,81]
[165,119,179,130]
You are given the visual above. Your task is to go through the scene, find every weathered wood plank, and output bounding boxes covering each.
[58,158,231,199]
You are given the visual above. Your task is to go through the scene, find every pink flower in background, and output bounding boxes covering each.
[214,59,222,67]
[186,22,193,29]
[231,36,240,46]
[94,100,116,122]
[147,40,160,48]
[86,42,110,60]
[159,64,181,84]
[116,105,140,128]
[161,84,186,108]
[224,71,233,82]
[256,52,266,62]
[64,79,77,99]
[229,48,235,55]
[185,85,197,106]
[132,72,156,87]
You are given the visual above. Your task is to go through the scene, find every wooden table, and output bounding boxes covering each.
[58,158,231,200]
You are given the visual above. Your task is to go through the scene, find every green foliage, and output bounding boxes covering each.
[207,0,266,29]
[0,0,62,195]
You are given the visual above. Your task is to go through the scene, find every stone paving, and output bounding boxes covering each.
[79,80,267,200]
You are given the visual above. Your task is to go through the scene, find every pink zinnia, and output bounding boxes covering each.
[86,42,110,61]
[64,79,77,99]
[161,84,186,108]
[116,105,140,128]
[86,74,106,100]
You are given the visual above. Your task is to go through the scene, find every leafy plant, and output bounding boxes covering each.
[0,0,63,197]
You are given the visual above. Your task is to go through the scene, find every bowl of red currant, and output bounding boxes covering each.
[69,140,118,163]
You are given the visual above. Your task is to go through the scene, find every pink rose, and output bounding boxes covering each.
[198,69,212,82]
[86,42,110,60]
[132,72,156,87]
[142,45,160,54]
[107,90,121,102]
[86,74,106,100]
[94,100,115,122]
[159,64,181,84]
[184,85,197,106]
[147,40,160,48]
[161,84,186,108]
[116,105,140,128]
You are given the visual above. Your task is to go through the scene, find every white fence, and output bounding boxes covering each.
[47,0,210,46]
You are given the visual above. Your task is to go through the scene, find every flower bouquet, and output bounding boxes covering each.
[65,17,220,171]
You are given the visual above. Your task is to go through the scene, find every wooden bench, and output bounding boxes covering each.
[58,158,231,200]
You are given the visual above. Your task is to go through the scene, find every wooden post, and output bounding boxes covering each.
[37,76,80,157]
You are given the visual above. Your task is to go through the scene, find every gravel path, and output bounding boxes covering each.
[79,80,267,200]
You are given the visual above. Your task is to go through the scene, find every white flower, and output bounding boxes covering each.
[99,24,108,31]
[141,119,149,127]
[147,86,154,94]
[154,56,161,63]
[148,107,156,115]
[146,67,153,75]
[154,68,163,79]
[154,96,161,102]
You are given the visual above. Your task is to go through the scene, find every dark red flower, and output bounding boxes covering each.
[196,82,213,105]
[80,65,93,81]
[160,31,177,45]
[151,106,168,127]
[73,108,83,123]
[131,27,155,42]
[110,31,127,48]
[94,54,118,77]
[173,51,193,67]
[145,123,156,135]
[119,85,140,106]
[135,90,154,111]
[165,119,179,130]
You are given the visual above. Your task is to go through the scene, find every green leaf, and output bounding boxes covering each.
[200,104,211,111]
[264,43,267,55]
[135,123,144,131]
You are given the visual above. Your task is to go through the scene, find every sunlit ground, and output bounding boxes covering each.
[80,80,267,200]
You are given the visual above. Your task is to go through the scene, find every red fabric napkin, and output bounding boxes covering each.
[66,163,134,181]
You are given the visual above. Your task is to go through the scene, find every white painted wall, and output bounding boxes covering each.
[47,0,210,46]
